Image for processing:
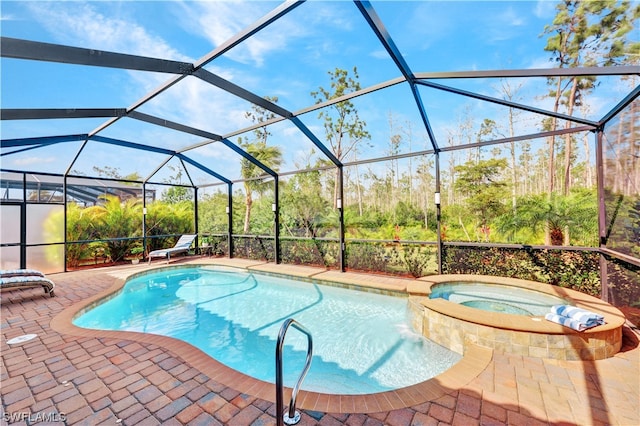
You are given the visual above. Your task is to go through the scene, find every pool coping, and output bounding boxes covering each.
[406,274,626,360]
[407,274,626,335]
[50,262,492,413]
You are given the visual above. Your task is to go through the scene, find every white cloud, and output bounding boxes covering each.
[21,1,247,147]
[282,125,302,138]
[21,0,202,105]
[528,56,557,69]
[13,156,56,166]
[483,6,529,44]
[176,1,297,67]
[148,76,255,136]
[534,0,558,20]
[25,2,189,61]
[370,49,390,60]
[499,7,526,28]
[1,12,17,21]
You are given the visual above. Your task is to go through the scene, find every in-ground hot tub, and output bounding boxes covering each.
[407,275,626,360]
[428,281,571,316]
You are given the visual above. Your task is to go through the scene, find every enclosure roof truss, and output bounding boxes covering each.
[1,0,638,185]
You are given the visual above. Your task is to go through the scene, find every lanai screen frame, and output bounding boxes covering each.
[1,1,639,297]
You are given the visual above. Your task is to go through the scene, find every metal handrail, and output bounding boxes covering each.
[275,318,313,426]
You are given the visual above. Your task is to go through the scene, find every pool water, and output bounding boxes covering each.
[429,282,570,316]
[74,266,461,395]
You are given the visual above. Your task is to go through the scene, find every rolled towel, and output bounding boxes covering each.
[545,313,594,331]
[550,305,604,326]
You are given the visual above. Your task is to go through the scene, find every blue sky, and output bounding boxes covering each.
[1,1,635,188]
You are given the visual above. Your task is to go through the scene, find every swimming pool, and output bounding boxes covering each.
[429,281,570,316]
[73,266,461,395]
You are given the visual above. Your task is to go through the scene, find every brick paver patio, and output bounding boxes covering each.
[2,259,639,425]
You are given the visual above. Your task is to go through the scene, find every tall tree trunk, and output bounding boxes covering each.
[520,142,530,195]
[545,76,563,245]
[546,132,556,246]
[548,77,562,195]
[448,136,456,205]
[333,142,343,209]
[579,103,594,188]
[614,115,623,194]
[508,109,517,212]
[333,168,340,209]
[243,192,252,234]
[459,216,472,242]
[424,193,429,230]
[563,78,579,196]
[501,81,521,209]
[404,122,413,206]
[583,132,592,188]
[355,163,363,216]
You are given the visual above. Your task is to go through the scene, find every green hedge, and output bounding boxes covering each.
[442,246,601,297]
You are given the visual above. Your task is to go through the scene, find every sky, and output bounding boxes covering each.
[0,0,636,188]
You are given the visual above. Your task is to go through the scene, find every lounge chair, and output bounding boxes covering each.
[148,234,197,264]
[0,269,55,297]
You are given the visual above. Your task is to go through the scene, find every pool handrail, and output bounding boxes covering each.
[275,318,313,426]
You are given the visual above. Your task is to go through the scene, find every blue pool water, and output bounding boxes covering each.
[74,266,461,395]
[429,282,570,316]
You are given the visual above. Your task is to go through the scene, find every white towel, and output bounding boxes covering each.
[550,305,604,327]
[544,313,593,331]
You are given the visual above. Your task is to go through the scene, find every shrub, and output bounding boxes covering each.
[443,245,601,296]
[65,203,102,268]
[606,256,640,307]
[346,242,391,273]
[400,245,432,278]
[281,239,327,266]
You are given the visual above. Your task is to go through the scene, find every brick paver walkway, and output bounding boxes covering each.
[2,261,639,425]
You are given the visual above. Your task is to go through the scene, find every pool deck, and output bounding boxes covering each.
[2,257,639,425]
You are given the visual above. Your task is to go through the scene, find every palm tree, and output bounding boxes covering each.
[94,195,142,262]
[59,203,102,268]
[497,191,597,246]
[145,200,194,252]
[241,141,282,234]
[237,97,283,235]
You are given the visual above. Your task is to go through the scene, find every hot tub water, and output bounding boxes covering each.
[429,281,570,316]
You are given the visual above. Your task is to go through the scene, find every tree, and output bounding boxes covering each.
[388,113,402,215]
[198,190,230,234]
[476,118,498,162]
[239,142,281,233]
[494,78,524,211]
[603,81,640,197]
[311,67,371,208]
[401,120,416,207]
[453,159,509,241]
[623,198,640,257]
[415,156,435,230]
[502,190,598,246]
[162,165,193,204]
[238,97,283,234]
[542,0,638,196]
[163,186,192,204]
[92,195,142,262]
[144,200,193,251]
[91,165,141,182]
[281,169,329,237]
[63,203,103,268]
